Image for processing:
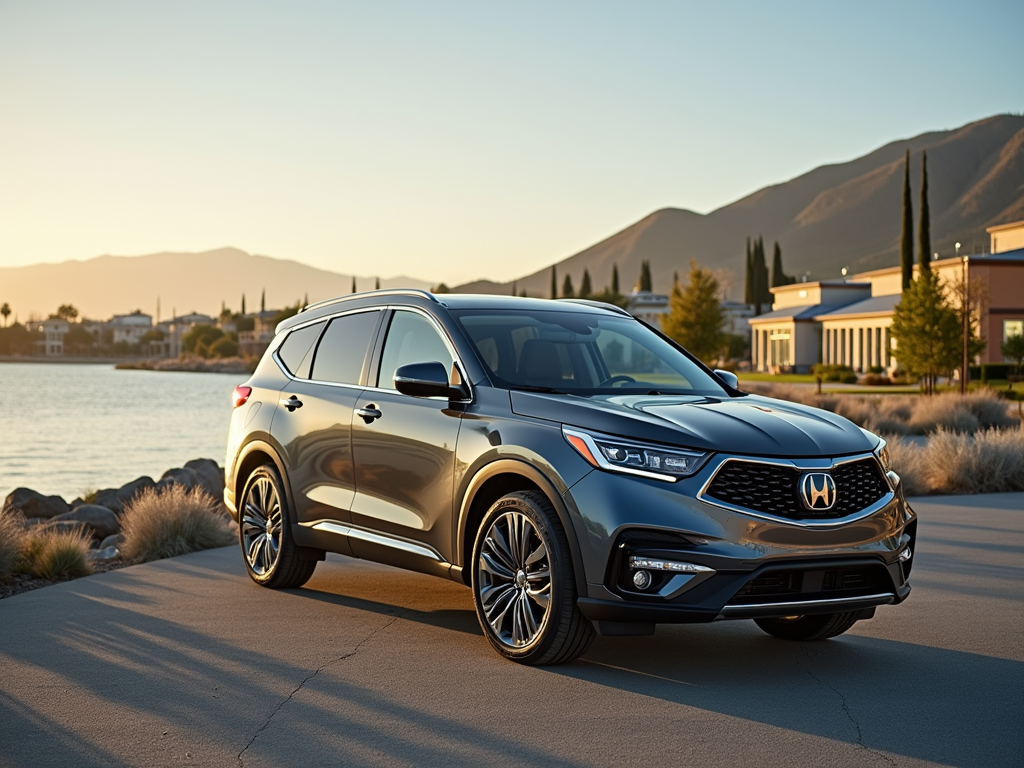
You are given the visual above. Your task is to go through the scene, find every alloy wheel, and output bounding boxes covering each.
[241,476,283,576]
[477,511,552,648]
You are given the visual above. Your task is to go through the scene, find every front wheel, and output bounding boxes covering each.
[239,465,316,589]
[471,491,594,665]
[754,612,861,641]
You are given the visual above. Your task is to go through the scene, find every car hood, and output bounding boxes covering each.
[509,391,876,458]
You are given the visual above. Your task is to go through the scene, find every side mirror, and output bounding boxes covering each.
[394,362,467,399]
[713,369,739,390]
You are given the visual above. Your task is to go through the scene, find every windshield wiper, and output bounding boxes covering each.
[509,384,569,395]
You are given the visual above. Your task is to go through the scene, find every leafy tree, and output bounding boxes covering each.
[0,303,10,327]
[54,304,79,322]
[890,269,959,394]
[550,265,558,299]
[562,274,575,298]
[209,336,239,358]
[273,303,303,324]
[661,260,727,364]
[918,150,931,273]
[64,324,96,354]
[1002,334,1024,375]
[141,329,165,342]
[432,283,450,294]
[770,242,794,287]
[900,149,913,291]
[181,324,225,357]
[580,269,592,298]
[611,264,620,294]
[636,260,652,292]
[588,287,629,309]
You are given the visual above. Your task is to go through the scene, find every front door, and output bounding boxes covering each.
[350,309,463,569]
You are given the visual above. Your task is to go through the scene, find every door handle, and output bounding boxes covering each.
[355,405,382,423]
[280,395,303,411]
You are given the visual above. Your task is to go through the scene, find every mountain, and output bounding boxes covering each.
[0,248,431,321]
[455,114,1024,298]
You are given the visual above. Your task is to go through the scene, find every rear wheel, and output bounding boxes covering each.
[754,612,860,641]
[239,465,316,589]
[471,491,594,665]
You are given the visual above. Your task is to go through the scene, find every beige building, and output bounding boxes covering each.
[750,221,1024,373]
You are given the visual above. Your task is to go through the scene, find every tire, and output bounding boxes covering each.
[471,491,595,665]
[754,612,861,641]
[238,464,317,589]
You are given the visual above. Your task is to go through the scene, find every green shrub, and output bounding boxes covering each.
[812,364,857,383]
[120,485,234,563]
[209,337,238,358]
[25,527,93,580]
[0,510,28,581]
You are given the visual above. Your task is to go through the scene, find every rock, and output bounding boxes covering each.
[48,520,89,536]
[183,458,224,498]
[94,476,155,514]
[99,534,124,551]
[156,467,202,494]
[2,488,69,520]
[52,505,120,539]
[88,546,119,561]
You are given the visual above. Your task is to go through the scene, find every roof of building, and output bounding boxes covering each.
[770,280,869,295]
[749,303,853,322]
[986,220,1024,234]
[814,293,901,320]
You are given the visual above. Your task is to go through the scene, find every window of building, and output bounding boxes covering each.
[1004,320,1023,340]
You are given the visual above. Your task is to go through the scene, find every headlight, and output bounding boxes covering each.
[563,427,711,482]
[875,440,891,472]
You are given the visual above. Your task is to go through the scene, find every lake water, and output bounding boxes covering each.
[0,363,246,502]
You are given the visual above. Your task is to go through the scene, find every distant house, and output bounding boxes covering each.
[154,312,217,358]
[33,318,69,356]
[105,311,152,345]
[748,220,1024,374]
[625,291,669,327]
[238,310,279,358]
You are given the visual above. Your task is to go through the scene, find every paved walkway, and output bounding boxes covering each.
[1,493,1021,767]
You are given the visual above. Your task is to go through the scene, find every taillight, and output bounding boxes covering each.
[233,386,252,408]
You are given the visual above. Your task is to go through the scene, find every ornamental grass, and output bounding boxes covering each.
[120,485,234,564]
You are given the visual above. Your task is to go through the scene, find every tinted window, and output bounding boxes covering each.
[451,309,727,396]
[377,310,455,389]
[277,321,326,378]
[310,311,380,384]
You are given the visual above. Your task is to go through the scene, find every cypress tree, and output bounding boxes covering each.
[637,260,652,292]
[303,292,308,306]
[580,269,592,298]
[562,274,575,298]
[770,241,794,287]
[611,264,620,294]
[550,265,558,299]
[351,277,356,293]
[241,294,246,314]
[900,149,914,291]
[918,150,931,273]
[375,277,380,290]
[744,237,753,305]
[260,289,265,313]
[511,280,517,296]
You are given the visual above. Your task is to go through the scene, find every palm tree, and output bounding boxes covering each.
[0,303,10,328]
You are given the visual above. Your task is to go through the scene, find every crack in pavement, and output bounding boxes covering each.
[800,650,898,768]
[236,613,402,767]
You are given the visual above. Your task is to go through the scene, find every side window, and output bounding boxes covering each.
[377,310,455,389]
[309,311,380,385]
[277,321,326,379]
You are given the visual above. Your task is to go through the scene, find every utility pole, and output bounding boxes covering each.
[959,243,968,395]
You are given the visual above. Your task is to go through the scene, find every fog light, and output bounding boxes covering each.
[628,556,715,574]
[899,547,912,562]
[632,570,652,590]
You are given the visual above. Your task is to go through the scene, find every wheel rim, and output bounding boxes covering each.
[241,476,283,576]
[477,511,552,649]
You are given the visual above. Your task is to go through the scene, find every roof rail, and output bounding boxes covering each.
[557,298,632,317]
[299,288,439,313]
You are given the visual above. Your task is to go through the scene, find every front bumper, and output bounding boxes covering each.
[563,452,917,626]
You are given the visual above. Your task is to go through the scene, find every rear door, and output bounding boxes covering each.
[271,309,383,535]
[349,308,464,568]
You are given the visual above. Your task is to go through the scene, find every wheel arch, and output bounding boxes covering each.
[456,459,587,594]
[233,437,295,524]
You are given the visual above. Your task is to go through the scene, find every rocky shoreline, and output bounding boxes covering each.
[115,357,255,373]
[0,458,229,599]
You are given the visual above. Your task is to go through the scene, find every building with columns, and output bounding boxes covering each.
[749,219,1024,374]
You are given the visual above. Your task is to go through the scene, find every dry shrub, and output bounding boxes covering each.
[25,527,93,580]
[884,437,928,496]
[919,427,1024,494]
[0,510,28,581]
[120,485,234,564]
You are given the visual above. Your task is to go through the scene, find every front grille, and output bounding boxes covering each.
[704,458,889,521]
[727,565,887,605]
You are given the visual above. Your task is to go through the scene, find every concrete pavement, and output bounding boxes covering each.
[1,493,1021,767]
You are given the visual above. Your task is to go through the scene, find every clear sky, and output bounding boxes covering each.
[1,1,1020,284]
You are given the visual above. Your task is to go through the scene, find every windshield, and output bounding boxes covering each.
[451,308,729,396]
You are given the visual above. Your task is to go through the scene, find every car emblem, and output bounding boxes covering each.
[800,473,837,510]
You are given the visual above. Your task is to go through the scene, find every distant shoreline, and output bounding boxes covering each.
[115,357,254,374]
[0,356,139,365]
